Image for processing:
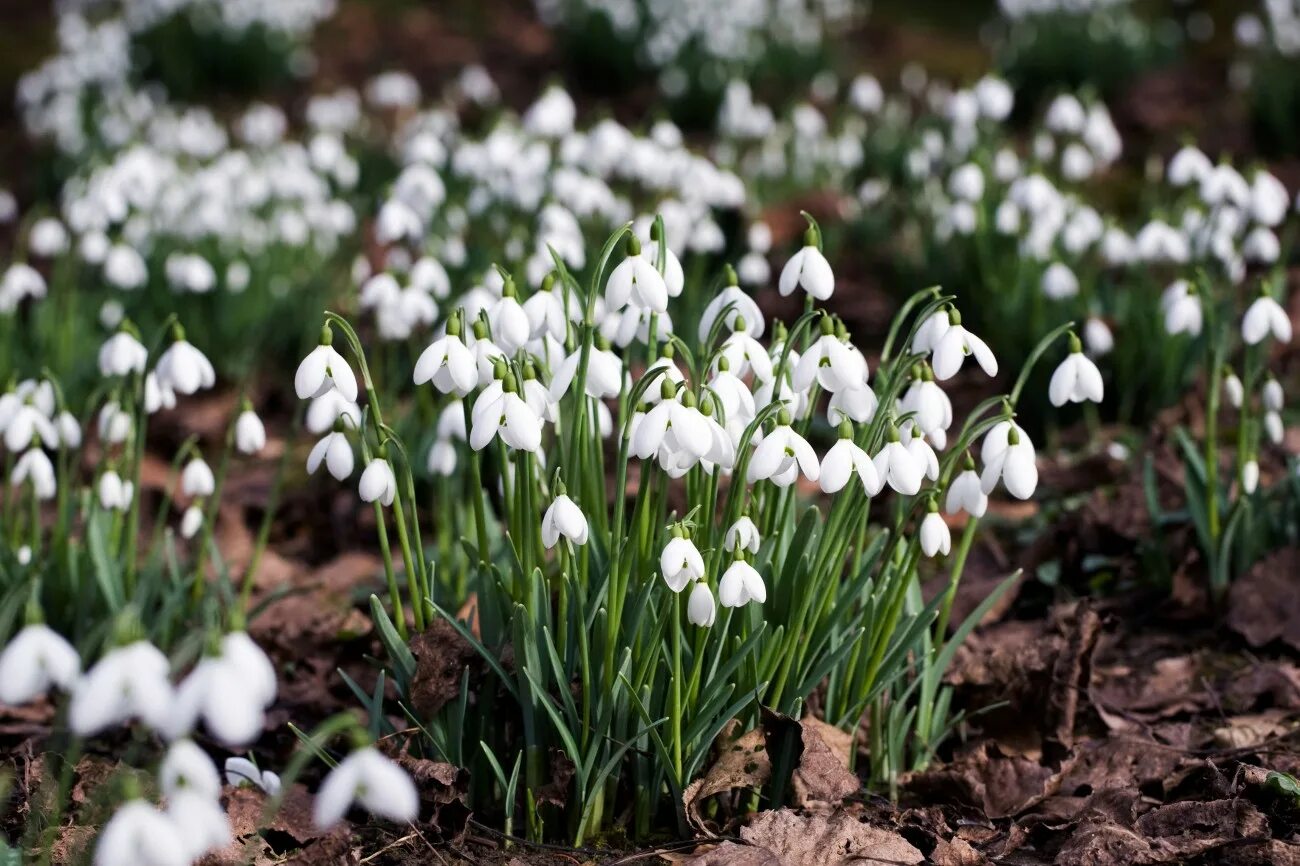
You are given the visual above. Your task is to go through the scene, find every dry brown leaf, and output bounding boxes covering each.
[790,716,858,807]
[408,618,480,720]
[683,722,771,833]
[1212,711,1293,750]
[679,841,784,865]
[1227,548,1300,652]
[739,809,924,866]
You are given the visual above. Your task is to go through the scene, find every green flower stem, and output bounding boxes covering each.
[935,517,979,644]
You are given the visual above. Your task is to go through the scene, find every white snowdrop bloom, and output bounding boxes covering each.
[542,493,588,549]
[905,432,941,481]
[0,624,80,705]
[4,404,57,452]
[1135,220,1190,264]
[98,330,148,377]
[307,390,361,435]
[180,505,204,539]
[819,435,883,496]
[1101,227,1135,266]
[523,85,576,138]
[1167,145,1211,186]
[12,447,56,500]
[931,312,998,381]
[181,458,215,497]
[1040,262,1079,300]
[488,293,531,354]
[1243,226,1280,264]
[1224,371,1244,408]
[687,581,716,627]
[1242,459,1259,495]
[235,408,266,455]
[307,431,355,480]
[912,310,951,355]
[156,338,215,396]
[409,258,452,300]
[27,215,65,256]
[948,164,985,202]
[103,245,148,290]
[718,559,766,608]
[1242,293,1292,345]
[1084,317,1114,357]
[97,470,134,511]
[794,331,867,393]
[1201,164,1251,209]
[920,509,951,558]
[225,757,282,795]
[995,200,1021,235]
[295,340,358,402]
[1060,143,1095,182]
[549,346,623,402]
[314,747,419,830]
[747,422,820,486]
[427,440,457,476]
[0,263,45,312]
[980,421,1038,500]
[414,331,478,397]
[974,75,1014,120]
[358,458,397,507]
[374,199,422,245]
[1266,411,1284,445]
[523,287,571,343]
[1161,280,1203,336]
[70,640,173,736]
[873,434,923,496]
[218,631,277,709]
[699,285,764,342]
[849,74,884,113]
[718,329,773,382]
[160,740,222,800]
[901,375,953,438]
[1251,170,1289,227]
[98,401,133,444]
[95,800,187,866]
[660,535,705,593]
[166,791,231,863]
[1045,94,1086,134]
[606,249,668,314]
[1049,342,1105,407]
[827,382,878,426]
[1263,378,1284,412]
[470,386,542,453]
[945,468,988,517]
[169,655,263,747]
[778,242,834,301]
[144,373,176,415]
[724,517,760,554]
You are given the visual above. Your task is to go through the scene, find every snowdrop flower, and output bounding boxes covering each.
[1084,317,1114,357]
[488,283,531,354]
[1161,280,1203,336]
[931,309,997,381]
[794,320,867,392]
[905,430,941,481]
[1242,459,1259,495]
[427,440,457,476]
[98,329,148,377]
[1243,226,1280,264]
[912,310,950,355]
[900,369,952,437]
[55,411,80,448]
[235,406,266,455]
[181,458,215,498]
[156,333,215,396]
[144,373,176,415]
[1263,377,1284,412]
[414,317,478,396]
[723,517,760,554]
[70,640,173,735]
[945,464,988,518]
[778,227,834,301]
[1265,411,1284,445]
[4,404,57,452]
[1223,369,1244,408]
[605,236,668,314]
[180,505,204,539]
[470,376,542,452]
[169,654,262,746]
[718,558,766,607]
[949,164,985,202]
[314,746,419,829]
[718,326,773,382]
[0,263,45,312]
[1049,335,1104,406]
[166,792,231,862]
[160,740,222,800]
[12,447,56,500]
[827,380,878,426]
[542,492,589,549]
[1251,170,1289,227]
[307,390,362,435]
[98,470,134,511]
[1041,262,1079,300]
[0,623,80,705]
[660,532,706,593]
[920,506,951,558]
[97,401,133,444]
[1242,291,1291,345]
[95,800,187,866]
[295,330,358,402]
[873,429,923,496]
[748,414,820,486]
[1167,145,1211,186]
[549,343,622,401]
[225,757,282,795]
[104,245,148,290]
[359,457,397,507]
[699,284,764,342]
[686,581,716,627]
[980,421,1038,500]
[307,429,354,480]
[819,426,883,496]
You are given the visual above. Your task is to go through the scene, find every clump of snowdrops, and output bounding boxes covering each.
[297,212,1070,843]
